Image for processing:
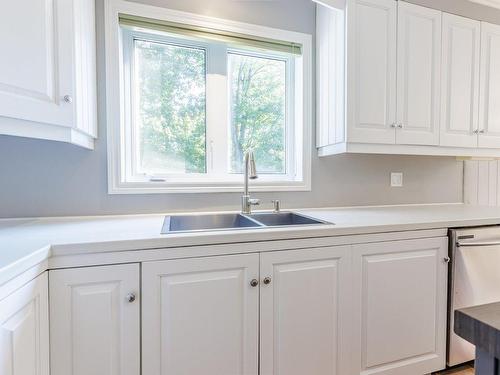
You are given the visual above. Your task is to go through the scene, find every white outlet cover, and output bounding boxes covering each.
[391,172,403,187]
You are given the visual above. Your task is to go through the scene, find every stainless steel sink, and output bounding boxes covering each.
[247,212,327,226]
[161,211,330,234]
[162,213,263,233]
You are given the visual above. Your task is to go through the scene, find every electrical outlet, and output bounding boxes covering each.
[391,172,403,187]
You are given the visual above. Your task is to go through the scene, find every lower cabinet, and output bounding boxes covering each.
[142,246,350,375]
[142,254,260,375]
[351,237,448,375]
[0,272,49,375]
[141,246,351,375]
[44,236,448,375]
[49,264,140,375]
[259,246,351,375]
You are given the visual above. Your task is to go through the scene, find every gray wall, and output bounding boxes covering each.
[0,0,470,218]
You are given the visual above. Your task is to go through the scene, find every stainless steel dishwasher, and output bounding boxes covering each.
[448,226,500,367]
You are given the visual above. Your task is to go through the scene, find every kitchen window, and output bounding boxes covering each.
[105,3,312,193]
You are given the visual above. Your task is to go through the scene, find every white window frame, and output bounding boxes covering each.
[105,0,312,194]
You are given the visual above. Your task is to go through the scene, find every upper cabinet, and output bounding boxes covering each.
[440,13,480,148]
[316,0,500,157]
[479,22,500,148]
[396,2,442,146]
[346,0,397,145]
[0,0,97,149]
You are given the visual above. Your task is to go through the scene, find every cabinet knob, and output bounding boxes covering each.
[250,279,259,287]
[444,257,451,264]
[263,277,272,285]
[63,95,73,104]
[473,129,479,134]
[390,123,397,128]
[126,293,136,303]
[397,123,403,129]
[479,129,486,134]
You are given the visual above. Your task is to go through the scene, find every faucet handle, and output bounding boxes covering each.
[272,200,281,213]
[248,198,260,206]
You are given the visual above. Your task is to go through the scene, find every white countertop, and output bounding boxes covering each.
[3,203,500,286]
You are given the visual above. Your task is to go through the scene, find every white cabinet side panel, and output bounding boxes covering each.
[0,272,49,375]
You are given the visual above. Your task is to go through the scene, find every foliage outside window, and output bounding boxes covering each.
[228,52,287,174]
[110,10,311,193]
[134,40,207,175]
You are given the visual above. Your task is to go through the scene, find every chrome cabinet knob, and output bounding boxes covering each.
[250,279,259,287]
[479,129,486,134]
[63,95,73,104]
[473,129,479,134]
[397,123,403,129]
[444,257,451,264]
[390,123,397,128]
[126,293,136,303]
[263,277,272,285]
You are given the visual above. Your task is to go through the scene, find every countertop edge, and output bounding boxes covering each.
[3,203,500,291]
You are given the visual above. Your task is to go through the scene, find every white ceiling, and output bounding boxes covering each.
[469,0,500,9]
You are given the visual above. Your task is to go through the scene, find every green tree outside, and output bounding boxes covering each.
[136,40,287,176]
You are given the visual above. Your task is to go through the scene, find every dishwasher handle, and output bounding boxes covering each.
[457,241,500,247]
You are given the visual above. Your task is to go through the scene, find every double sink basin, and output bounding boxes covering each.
[162,212,330,234]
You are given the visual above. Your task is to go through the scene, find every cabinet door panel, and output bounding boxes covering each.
[440,13,480,148]
[142,254,259,375]
[0,0,74,127]
[50,264,140,375]
[260,246,351,375]
[396,2,441,145]
[347,0,397,144]
[352,238,447,375]
[316,5,345,147]
[479,22,500,148]
[0,273,49,375]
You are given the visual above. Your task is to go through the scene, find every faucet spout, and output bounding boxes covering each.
[242,151,259,214]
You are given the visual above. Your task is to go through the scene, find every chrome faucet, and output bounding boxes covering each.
[241,151,260,214]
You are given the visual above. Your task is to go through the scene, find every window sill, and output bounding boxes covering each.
[108,181,311,194]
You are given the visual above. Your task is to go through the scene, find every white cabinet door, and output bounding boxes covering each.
[142,254,259,375]
[352,237,448,375]
[0,272,49,375]
[396,2,441,146]
[346,0,397,144]
[0,0,97,148]
[440,13,481,148]
[479,22,500,148]
[260,246,351,375]
[0,0,74,127]
[316,4,345,148]
[49,264,140,375]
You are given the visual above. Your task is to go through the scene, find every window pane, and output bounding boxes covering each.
[229,52,287,174]
[134,40,206,174]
